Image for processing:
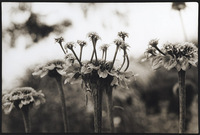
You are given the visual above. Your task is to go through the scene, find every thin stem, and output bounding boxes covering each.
[80,46,83,62]
[92,39,98,62]
[106,87,114,133]
[119,51,126,71]
[124,53,129,72]
[59,43,66,54]
[104,50,107,61]
[179,10,188,41]
[71,48,82,66]
[178,69,186,133]
[155,46,165,56]
[110,46,120,70]
[21,106,31,133]
[90,51,95,62]
[93,85,103,133]
[55,75,69,132]
[102,50,105,60]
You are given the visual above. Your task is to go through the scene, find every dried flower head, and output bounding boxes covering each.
[118,31,129,40]
[65,42,76,50]
[120,42,130,51]
[2,87,45,114]
[149,39,159,48]
[114,39,123,47]
[87,32,101,41]
[32,60,66,78]
[55,37,64,44]
[77,40,87,47]
[100,44,109,51]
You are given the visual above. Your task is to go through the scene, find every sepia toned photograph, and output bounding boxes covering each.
[2,2,198,133]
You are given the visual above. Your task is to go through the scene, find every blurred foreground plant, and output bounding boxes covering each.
[32,59,69,132]
[143,39,198,133]
[60,32,135,133]
[2,87,45,133]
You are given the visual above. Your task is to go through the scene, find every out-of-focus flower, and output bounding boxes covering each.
[87,32,101,42]
[114,39,123,47]
[65,53,76,65]
[65,42,76,50]
[118,31,129,41]
[2,87,45,114]
[149,39,159,48]
[172,2,186,11]
[100,44,109,51]
[32,60,67,78]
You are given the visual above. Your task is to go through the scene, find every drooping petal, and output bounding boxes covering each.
[151,56,163,70]
[56,69,66,76]
[98,70,108,78]
[40,70,49,78]
[45,64,55,70]
[111,77,119,86]
[162,55,177,70]
[2,102,14,114]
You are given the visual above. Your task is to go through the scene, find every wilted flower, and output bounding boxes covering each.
[149,39,159,48]
[32,60,66,78]
[118,31,129,41]
[2,87,45,114]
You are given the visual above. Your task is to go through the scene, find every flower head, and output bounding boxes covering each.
[65,53,76,65]
[65,42,76,50]
[55,37,64,44]
[118,31,129,40]
[87,32,101,41]
[32,60,67,78]
[149,39,159,48]
[2,87,45,114]
[100,44,109,51]
[172,2,186,11]
[114,39,123,47]
[120,42,130,51]
[77,40,87,47]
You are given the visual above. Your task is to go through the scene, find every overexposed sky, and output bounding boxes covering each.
[2,2,198,91]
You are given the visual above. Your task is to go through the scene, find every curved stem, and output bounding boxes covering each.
[55,75,69,132]
[110,46,120,70]
[178,69,186,133]
[119,51,126,71]
[21,106,31,133]
[71,48,82,66]
[92,85,103,133]
[124,54,129,72]
[106,87,114,132]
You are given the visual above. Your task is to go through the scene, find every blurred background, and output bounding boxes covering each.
[2,2,198,133]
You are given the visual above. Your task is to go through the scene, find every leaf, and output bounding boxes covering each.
[151,56,163,70]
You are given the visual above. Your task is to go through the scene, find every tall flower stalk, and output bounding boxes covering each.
[144,40,198,133]
[2,87,45,133]
[32,60,69,132]
[61,31,135,133]
[172,2,188,41]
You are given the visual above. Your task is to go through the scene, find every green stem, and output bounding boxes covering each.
[178,69,186,133]
[92,85,103,133]
[106,87,114,132]
[21,106,31,133]
[55,75,69,132]
[71,48,82,66]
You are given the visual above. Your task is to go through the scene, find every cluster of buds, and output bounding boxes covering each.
[144,39,198,71]
[2,87,45,114]
[59,31,134,93]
